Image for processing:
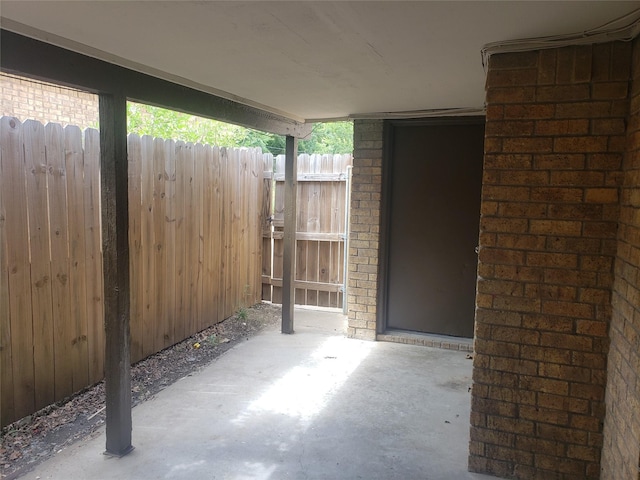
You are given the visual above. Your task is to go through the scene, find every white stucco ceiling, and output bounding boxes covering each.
[1,1,639,122]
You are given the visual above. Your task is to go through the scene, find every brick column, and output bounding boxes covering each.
[470,42,632,479]
[601,37,640,479]
[347,120,383,340]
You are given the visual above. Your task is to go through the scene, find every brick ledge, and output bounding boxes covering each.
[377,329,473,352]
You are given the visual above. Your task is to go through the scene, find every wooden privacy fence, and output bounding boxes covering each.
[1,118,103,428]
[0,117,264,427]
[261,153,352,309]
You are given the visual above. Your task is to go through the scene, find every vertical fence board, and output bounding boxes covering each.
[0,117,26,424]
[317,155,333,307]
[261,239,272,301]
[239,150,249,307]
[0,122,10,426]
[248,151,255,303]
[251,151,261,306]
[212,147,223,324]
[23,120,55,409]
[127,134,143,363]
[231,149,241,314]
[45,123,75,398]
[318,244,331,307]
[296,240,308,305]
[184,143,197,335]
[217,147,227,322]
[6,118,35,418]
[164,139,177,345]
[65,125,90,392]
[174,141,187,342]
[223,148,233,316]
[252,150,262,304]
[274,155,285,226]
[140,135,156,358]
[333,240,343,285]
[261,154,273,302]
[152,138,167,351]
[334,241,344,306]
[246,151,254,305]
[272,155,284,304]
[201,145,214,324]
[83,128,104,384]
[194,144,205,330]
[306,241,319,306]
[236,150,243,311]
[230,147,237,315]
[246,150,253,304]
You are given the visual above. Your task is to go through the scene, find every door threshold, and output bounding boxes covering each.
[378,329,473,352]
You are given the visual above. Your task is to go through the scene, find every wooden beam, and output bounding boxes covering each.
[281,136,297,334]
[0,29,312,138]
[272,173,347,182]
[100,93,133,457]
[262,276,343,294]
[264,231,344,242]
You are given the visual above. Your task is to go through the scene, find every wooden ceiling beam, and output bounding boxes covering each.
[0,29,312,138]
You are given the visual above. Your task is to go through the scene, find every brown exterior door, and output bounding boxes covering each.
[384,120,484,337]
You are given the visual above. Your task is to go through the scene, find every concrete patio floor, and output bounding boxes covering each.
[18,308,494,480]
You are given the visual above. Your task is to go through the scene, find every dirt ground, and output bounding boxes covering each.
[0,302,282,480]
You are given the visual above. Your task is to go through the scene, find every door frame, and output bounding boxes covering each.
[377,116,486,335]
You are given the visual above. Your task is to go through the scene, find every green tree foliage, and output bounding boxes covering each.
[126,102,353,156]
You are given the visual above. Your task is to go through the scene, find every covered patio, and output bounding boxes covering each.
[16,308,491,480]
[3,3,640,478]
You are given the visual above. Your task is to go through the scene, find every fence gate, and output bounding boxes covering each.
[262,153,352,309]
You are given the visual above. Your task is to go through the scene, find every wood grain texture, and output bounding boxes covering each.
[0,118,11,426]
[1,117,29,424]
[100,93,132,456]
[23,120,55,408]
[127,134,143,363]
[1,117,268,427]
[194,144,205,330]
[46,122,75,398]
[140,135,155,358]
[83,128,104,384]
[201,144,215,326]
[65,125,90,393]
[263,154,352,308]
[153,137,167,350]
[174,141,187,342]
[163,139,177,345]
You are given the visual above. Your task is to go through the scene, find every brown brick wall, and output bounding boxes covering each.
[601,37,640,480]
[470,42,632,479]
[347,120,383,340]
[1,74,98,128]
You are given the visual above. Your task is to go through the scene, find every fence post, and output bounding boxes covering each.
[282,136,297,334]
[343,164,353,314]
[100,93,133,457]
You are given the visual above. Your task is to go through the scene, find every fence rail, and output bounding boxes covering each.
[0,118,264,427]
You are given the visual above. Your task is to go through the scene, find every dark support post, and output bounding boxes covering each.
[282,135,298,334]
[99,93,133,457]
